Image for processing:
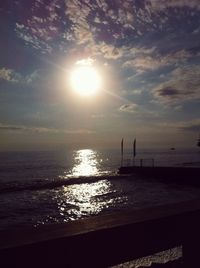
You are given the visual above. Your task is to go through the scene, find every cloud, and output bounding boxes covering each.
[76,58,94,66]
[0,123,95,134]
[0,68,22,82]
[97,42,124,59]
[14,0,68,53]
[122,46,159,71]
[149,0,200,11]
[25,70,40,84]
[11,1,153,59]
[65,0,94,46]
[115,8,134,27]
[0,124,56,133]
[152,65,200,104]
[7,0,200,61]
[15,23,53,54]
[63,129,95,134]
[91,114,105,119]
[0,68,39,84]
[119,103,159,121]
[119,103,138,113]
[10,0,200,67]
[73,25,93,45]
[60,1,126,59]
[158,119,200,133]
[156,86,179,97]
[0,126,23,131]
[121,88,143,95]
[128,46,156,56]
[123,56,162,71]
[123,49,192,71]
[179,119,200,132]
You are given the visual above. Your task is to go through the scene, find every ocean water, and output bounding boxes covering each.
[1,148,200,267]
[0,148,200,231]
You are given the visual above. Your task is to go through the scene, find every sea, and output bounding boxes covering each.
[1,148,200,267]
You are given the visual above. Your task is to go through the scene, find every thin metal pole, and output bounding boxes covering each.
[121,138,124,167]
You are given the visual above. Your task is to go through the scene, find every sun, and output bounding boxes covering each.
[70,65,101,96]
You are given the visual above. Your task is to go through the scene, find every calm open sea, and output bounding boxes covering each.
[1,148,200,267]
[1,148,200,231]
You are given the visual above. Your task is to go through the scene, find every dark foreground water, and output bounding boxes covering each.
[1,148,200,267]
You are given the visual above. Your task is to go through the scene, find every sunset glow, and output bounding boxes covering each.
[70,66,101,96]
[1,0,200,150]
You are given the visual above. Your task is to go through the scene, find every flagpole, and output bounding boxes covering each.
[133,138,136,166]
[121,138,124,167]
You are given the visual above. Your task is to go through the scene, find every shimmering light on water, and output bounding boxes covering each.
[54,148,128,219]
[72,149,100,176]
[57,180,113,218]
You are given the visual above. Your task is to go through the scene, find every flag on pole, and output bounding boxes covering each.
[121,138,124,166]
[121,138,124,156]
[133,138,136,157]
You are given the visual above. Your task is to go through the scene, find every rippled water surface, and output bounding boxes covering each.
[0,148,200,230]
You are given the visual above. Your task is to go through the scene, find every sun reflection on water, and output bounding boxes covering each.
[72,149,99,177]
[59,180,113,218]
[53,149,127,221]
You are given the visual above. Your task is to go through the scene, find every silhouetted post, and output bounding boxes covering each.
[133,139,136,166]
[121,138,124,167]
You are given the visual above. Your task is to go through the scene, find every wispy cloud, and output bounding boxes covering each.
[0,123,95,134]
[12,0,200,63]
[152,65,200,104]
[179,119,200,132]
[0,68,21,82]
[119,103,159,120]
[96,42,124,59]
[15,23,53,54]
[123,49,193,71]
[149,0,200,11]
[157,119,200,133]
[0,124,56,133]
[119,103,138,113]
[0,68,39,84]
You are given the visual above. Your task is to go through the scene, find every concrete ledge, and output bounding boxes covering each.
[119,166,200,185]
[1,199,200,267]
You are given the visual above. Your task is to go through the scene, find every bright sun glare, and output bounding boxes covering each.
[70,65,101,96]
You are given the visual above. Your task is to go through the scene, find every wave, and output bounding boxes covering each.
[0,174,124,194]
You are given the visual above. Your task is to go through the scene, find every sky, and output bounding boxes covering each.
[1,0,200,151]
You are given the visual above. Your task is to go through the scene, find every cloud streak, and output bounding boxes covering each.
[123,49,193,72]
[0,68,21,83]
[119,103,138,113]
[0,68,39,84]
[157,119,200,133]
[119,103,159,120]
[0,123,95,134]
[149,0,200,11]
[152,65,200,104]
